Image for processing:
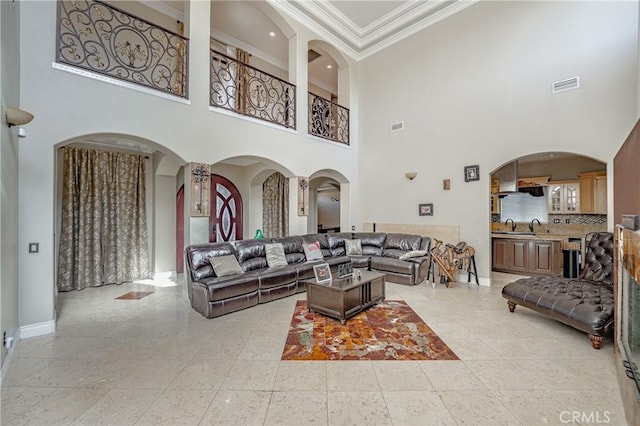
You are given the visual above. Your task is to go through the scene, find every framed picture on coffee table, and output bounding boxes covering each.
[313,263,332,283]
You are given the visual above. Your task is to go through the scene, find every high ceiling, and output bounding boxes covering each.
[140,1,475,94]
[271,0,475,59]
[148,1,474,60]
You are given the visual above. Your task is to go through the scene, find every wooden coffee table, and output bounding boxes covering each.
[304,270,386,324]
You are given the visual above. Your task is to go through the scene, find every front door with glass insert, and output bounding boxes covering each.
[209,174,243,242]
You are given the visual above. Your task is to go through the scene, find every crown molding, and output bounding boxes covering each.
[269,0,476,61]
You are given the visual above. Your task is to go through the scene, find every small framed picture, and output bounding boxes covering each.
[464,165,480,182]
[419,203,433,216]
[313,263,332,283]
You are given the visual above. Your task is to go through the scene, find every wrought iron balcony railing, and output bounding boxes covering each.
[210,51,296,130]
[57,0,188,98]
[308,93,350,145]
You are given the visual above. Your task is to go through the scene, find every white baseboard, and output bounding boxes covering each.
[0,328,20,385]
[19,320,56,339]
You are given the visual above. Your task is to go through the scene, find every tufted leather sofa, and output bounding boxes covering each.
[185,232,431,318]
[501,232,614,349]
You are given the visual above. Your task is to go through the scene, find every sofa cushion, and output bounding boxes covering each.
[265,243,288,268]
[303,242,324,260]
[385,233,423,251]
[209,254,244,277]
[186,243,236,281]
[354,232,387,256]
[198,273,259,302]
[271,236,306,264]
[327,232,352,256]
[234,239,268,272]
[371,256,416,275]
[399,250,428,260]
[345,239,363,256]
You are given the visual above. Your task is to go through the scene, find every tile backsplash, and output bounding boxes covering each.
[492,214,606,226]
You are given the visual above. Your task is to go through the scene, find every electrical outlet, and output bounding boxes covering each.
[565,218,571,224]
[553,219,560,224]
[351,226,355,231]
[2,331,6,347]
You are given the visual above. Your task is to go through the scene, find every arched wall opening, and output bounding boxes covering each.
[54,133,186,291]
[489,151,608,277]
[308,169,350,235]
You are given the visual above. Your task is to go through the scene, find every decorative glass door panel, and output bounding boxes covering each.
[550,185,562,212]
[210,175,243,242]
[565,184,579,212]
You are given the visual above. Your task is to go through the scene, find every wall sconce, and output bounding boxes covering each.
[405,172,417,181]
[5,106,35,127]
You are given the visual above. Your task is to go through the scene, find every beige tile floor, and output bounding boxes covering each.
[1,272,627,425]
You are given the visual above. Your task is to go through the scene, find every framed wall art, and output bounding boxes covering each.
[464,165,480,182]
[419,203,433,216]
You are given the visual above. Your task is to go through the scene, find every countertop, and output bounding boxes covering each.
[491,232,570,241]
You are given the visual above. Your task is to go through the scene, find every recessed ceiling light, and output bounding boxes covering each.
[327,65,332,69]
[269,31,275,38]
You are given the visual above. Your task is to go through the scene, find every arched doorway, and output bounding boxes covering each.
[209,174,243,242]
[176,185,184,273]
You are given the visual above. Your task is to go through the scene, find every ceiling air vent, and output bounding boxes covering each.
[391,121,404,132]
[308,49,321,63]
[552,76,580,94]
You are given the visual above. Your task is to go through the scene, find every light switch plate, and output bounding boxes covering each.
[28,243,39,253]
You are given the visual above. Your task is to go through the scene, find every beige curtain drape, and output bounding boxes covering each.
[262,172,289,238]
[57,147,150,291]
[236,48,250,114]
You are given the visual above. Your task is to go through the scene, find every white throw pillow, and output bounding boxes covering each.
[399,250,427,260]
[265,243,288,268]
[345,239,363,256]
[210,254,244,277]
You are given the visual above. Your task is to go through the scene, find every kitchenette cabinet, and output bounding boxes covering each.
[547,181,580,214]
[579,171,607,214]
[492,237,562,275]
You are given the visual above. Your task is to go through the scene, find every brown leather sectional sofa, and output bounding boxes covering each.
[185,232,431,318]
[501,232,614,349]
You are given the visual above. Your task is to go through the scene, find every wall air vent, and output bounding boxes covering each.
[391,121,404,132]
[552,76,580,94]
[308,49,321,63]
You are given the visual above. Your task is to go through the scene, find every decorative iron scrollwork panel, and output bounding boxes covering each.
[210,51,296,130]
[57,0,188,98]
[308,93,349,145]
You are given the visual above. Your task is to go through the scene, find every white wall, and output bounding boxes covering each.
[357,0,639,281]
[17,1,358,330]
[0,0,21,371]
[153,174,176,274]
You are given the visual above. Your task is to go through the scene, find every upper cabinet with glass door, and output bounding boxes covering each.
[548,181,580,214]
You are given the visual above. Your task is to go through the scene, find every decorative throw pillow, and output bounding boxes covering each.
[345,239,363,256]
[399,250,428,260]
[302,241,324,261]
[265,243,288,268]
[210,254,244,277]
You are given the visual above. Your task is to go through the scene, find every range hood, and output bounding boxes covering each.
[496,160,545,197]
[497,161,518,194]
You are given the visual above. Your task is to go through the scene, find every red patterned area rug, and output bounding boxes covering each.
[282,300,459,361]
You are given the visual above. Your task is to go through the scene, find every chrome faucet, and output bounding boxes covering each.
[505,218,516,232]
[529,218,541,232]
